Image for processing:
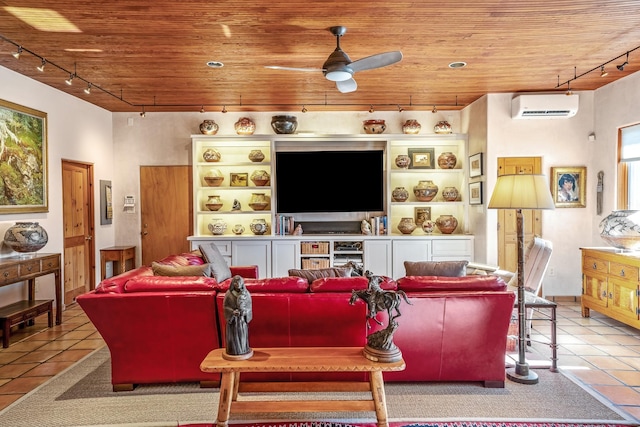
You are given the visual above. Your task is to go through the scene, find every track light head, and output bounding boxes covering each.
[368,105,375,113]
[617,61,628,71]
[65,73,74,85]
[432,105,438,114]
[84,83,92,95]
[397,104,404,112]
[301,105,307,113]
[600,65,608,77]
[200,106,205,113]
[221,105,227,113]
[12,46,22,59]
[36,59,46,72]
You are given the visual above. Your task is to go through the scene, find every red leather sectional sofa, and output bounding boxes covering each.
[77,252,515,391]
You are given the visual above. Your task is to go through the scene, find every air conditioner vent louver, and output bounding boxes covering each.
[512,94,579,119]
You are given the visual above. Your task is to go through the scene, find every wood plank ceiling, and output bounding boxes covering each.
[1,0,640,113]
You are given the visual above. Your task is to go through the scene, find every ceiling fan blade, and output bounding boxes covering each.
[336,78,357,93]
[349,51,403,72]
[264,65,324,72]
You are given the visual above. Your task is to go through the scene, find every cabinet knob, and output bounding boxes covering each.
[3,271,8,278]
[27,266,33,271]
[609,292,613,299]
[620,269,625,277]
[592,262,597,269]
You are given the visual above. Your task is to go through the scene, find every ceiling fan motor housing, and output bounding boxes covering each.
[323,50,354,81]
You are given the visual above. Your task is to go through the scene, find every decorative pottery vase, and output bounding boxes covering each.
[395,154,411,169]
[204,169,224,186]
[397,217,417,235]
[413,180,439,202]
[199,119,219,135]
[3,222,48,253]
[249,193,269,211]
[442,186,459,202]
[434,120,452,134]
[250,170,270,186]
[392,186,409,202]
[599,210,640,250]
[234,117,256,135]
[363,119,386,134]
[248,149,265,162]
[250,218,268,235]
[208,219,227,235]
[271,115,298,134]
[422,220,435,234]
[202,148,221,162]
[437,151,457,169]
[435,215,458,234]
[205,195,223,211]
[402,119,421,134]
[232,224,245,235]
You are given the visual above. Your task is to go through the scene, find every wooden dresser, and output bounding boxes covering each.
[580,247,640,329]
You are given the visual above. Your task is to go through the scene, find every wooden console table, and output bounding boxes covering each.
[0,253,62,345]
[100,246,136,280]
[200,346,406,427]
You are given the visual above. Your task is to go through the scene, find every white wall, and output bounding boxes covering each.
[0,66,114,305]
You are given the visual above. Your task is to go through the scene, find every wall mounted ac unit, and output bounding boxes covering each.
[511,93,579,119]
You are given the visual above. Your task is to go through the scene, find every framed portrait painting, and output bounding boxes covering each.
[551,166,586,208]
[0,99,48,213]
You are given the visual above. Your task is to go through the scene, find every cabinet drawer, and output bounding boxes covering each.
[214,241,232,255]
[609,262,639,282]
[0,266,20,283]
[41,255,60,272]
[19,260,41,276]
[583,256,608,274]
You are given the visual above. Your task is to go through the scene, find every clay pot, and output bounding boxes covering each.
[271,115,298,134]
[202,148,221,162]
[397,217,417,235]
[3,222,48,253]
[205,195,223,211]
[232,224,245,235]
[422,220,435,234]
[437,152,457,169]
[392,186,409,202]
[442,186,459,202]
[250,218,268,235]
[208,219,227,235]
[249,193,269,211]
[250,170,270,186]
[599,210,640,250]
[413,180,438,202]
[363,120,386,134]
[234,117,256,135]
[435,215,458,234]
[248,149,265,162]
[204,169,224,186]
[395,154,411,169]
[402,119,421,134]
[434,120,452,134]
[199,120,219,135]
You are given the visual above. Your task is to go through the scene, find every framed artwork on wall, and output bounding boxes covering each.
[408,148,435,169]
[469,153,483,177]
[0,99,48,213]
[100,180,113,225]
[469,182,483,205]
[551,166,586,208]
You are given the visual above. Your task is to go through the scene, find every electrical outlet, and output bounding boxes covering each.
[548,267,555,277]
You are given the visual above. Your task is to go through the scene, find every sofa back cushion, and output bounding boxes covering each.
[404,260,469,277]
[397,275,507,292]
[288,267,352,284]
[217,276,309,293]
[124,275,218,292]
[310,276,397,292]
[151,262,212,277]
[158,252,205,266]
[95,266,153,293]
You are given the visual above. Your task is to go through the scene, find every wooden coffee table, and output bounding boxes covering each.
[200,346,405,427]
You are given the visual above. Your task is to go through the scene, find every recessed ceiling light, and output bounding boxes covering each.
[448,61,467,69]
[207,61,224,68]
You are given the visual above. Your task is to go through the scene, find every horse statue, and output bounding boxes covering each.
[349,271,411,326]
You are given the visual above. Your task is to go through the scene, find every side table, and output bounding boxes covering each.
[100,246,136,280]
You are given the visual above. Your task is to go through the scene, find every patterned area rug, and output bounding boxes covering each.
[182,423,636,427]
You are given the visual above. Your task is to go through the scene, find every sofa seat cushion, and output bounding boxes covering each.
[404,260,469,277]
[151,262,212,277]
[397,275,507,292]
[95,266,153,293]
[310,276,397,292]
[288,267,352,284]
[217,276,309,293]
[124,276,218,292]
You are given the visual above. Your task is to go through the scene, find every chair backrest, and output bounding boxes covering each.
[523,237,553,296]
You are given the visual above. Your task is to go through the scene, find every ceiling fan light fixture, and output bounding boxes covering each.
[324,69,352,82]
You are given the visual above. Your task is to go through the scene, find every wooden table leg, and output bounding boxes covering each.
[370,371,389,427]
[216,372,235,427]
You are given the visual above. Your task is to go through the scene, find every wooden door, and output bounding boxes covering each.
[140,166,192,265]
[497,157,542,272]
[62,160,95,303]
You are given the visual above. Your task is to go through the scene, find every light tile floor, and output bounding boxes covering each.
[0,299,639,422]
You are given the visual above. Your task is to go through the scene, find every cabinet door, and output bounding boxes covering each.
[272,240,299,277]
[363,240,392,277]
[608,278,639,323]
[582,271,608,309]
[232,241,271,278]
[392,239,431,279]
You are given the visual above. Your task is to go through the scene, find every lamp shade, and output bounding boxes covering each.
[488,174,555,210]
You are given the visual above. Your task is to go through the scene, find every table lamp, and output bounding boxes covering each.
[488,174,555,384]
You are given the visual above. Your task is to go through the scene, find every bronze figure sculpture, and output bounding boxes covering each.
[222,275,253,360]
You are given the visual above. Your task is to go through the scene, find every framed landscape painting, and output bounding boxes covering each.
[0,99,48,213]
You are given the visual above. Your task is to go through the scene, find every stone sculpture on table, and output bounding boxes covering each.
[222,275,253,360]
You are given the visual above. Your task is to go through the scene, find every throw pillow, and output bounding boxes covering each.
[199,243,232,282]
[404,260,469,277]
[288,267,352,284]
[151,262,212,277]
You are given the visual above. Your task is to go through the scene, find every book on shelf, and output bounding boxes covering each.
[275,214,295,235]
[368,215,387,235]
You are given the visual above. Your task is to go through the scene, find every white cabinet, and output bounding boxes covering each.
[431,238,474,261]
[272,240,299,277]
[392,239,432,279]
[231,240,272,278]
[364,240,392,277]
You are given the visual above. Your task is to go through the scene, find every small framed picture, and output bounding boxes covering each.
[408,148,435,169]
[469,182,483,205]
[551,166,586,208]
[414,207,431,226]
[230,172,248,187]
[469,153,483,178]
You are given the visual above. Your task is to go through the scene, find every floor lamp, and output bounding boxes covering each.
[488,174,555,384]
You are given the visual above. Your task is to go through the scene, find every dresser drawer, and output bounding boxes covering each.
[19,260,41,276]
[40,255,60,272]
[609,262,639,282]
[0,266,20,284]
[583,256,608,274]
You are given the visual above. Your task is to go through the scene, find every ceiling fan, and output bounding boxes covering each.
[265,26,403,93]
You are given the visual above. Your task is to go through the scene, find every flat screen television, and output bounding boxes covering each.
[275,150,385,214]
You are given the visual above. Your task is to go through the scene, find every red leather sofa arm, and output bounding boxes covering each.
[230,265,258,279]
